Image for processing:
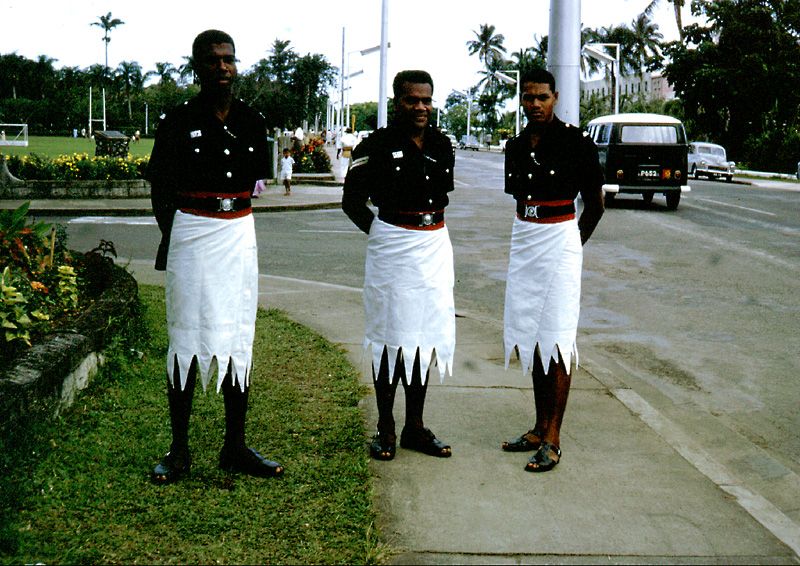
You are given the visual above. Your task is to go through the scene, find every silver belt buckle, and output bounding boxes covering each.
[421,213,434,226]
[524,205,539,219]
[218,197,235,212]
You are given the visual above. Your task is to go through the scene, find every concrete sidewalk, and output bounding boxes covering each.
[8,176,800,563]
[125,267,799,564]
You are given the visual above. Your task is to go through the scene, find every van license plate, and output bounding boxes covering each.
[638,167,660,180]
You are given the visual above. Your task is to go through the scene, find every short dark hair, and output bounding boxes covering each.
[392,70,434,100]
[520,68,556,93]
[192,29,235,62]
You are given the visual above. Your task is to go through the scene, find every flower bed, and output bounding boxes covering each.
[291,137,332,174]
[5,153,148,181]
[0,202,119,367]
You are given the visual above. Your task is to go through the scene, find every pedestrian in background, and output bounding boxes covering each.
[146,29,284,484]
[501,68,604,473]
[342,70,456,461]
[280,147,295,196]
[338,127,357,179]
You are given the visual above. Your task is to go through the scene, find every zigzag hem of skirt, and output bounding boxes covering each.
[167,350,251,392]
[364,339,453,385]
[504,339,578,376]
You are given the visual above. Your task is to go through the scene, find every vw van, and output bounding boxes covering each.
[586,113,691,210]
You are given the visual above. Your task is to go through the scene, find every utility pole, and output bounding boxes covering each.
[377,0,389,128]
[547,0,581,125]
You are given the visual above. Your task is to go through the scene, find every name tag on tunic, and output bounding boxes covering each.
[190,130,202,139]
[392,151,403,159]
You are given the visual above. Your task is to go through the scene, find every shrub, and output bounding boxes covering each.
[0,203,100,365]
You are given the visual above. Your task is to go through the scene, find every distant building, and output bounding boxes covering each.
[580,71,675,102]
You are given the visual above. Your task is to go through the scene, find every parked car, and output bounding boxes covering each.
[459,135,480,150]
[688,141,735,182]
[586,113,690,210]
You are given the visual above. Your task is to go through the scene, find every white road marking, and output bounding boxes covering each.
[68,216,157,225]
[297,229,361,234]
[260,273,362,293]
[694,197,776,216]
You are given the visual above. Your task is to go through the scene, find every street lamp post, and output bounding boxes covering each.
[582,43,620,115]
[346,43,388,131]
[493,69,520,137]
[452,89,474,142]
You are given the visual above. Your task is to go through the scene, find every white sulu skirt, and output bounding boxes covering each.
[503,217,582,375]
[363,219,456,384]
[165,210,258,392]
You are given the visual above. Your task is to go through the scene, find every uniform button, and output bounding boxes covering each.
[224,149,230,155]
[527,195,532,199]
[530,152,535,158]
[248,147,254,152]
[428,199,433,204]
[528,173,533,179]
[396,166,401,171]
[445,168,450,173]
[223,125,228,130]
[425,175,430,180]
[550,170,555,175]
[194,148,200,153]
[226,172,232,178]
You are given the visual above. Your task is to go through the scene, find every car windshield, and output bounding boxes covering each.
[620,125,679,143]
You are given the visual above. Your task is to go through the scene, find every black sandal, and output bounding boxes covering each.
[370,431,396,461]
[400,427,451,458]
[524,442,561,473]
[501,429,543,452]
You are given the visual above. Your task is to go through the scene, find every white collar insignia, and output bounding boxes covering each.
[190,130,202,138]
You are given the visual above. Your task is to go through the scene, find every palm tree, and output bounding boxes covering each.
[146,62,179,86]
[115,61,143,119]
[642,0,686,41]
[629,13,664,74]
[466,24,507,67]
[91,12,125,72]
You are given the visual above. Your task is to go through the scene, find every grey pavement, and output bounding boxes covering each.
[6,175,800,564]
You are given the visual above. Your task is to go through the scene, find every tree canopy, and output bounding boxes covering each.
[663,0,800,170]
[0,38,335,137]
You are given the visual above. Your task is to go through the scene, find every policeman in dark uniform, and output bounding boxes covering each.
[343,70,456,461]
[146,29,283,484]
[501,67,604,473]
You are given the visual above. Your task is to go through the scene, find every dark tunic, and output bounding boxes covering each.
[504,117,604,205]
[341,124,455,234]
[146,94,269,270]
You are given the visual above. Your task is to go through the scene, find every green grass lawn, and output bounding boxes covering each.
[1,135,153,159]
[0,284,386,564]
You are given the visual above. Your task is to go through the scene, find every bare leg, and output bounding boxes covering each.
[525,349,570,472]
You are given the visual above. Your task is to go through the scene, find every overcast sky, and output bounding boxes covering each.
[1,0,695,104]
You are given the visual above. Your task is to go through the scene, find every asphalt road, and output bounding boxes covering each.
[56,149,800,524]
